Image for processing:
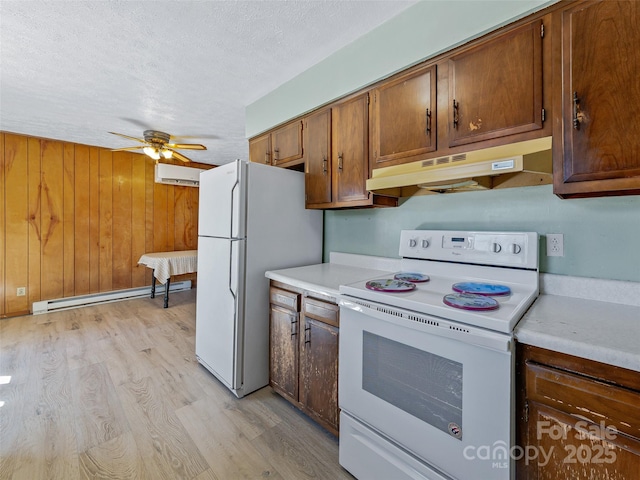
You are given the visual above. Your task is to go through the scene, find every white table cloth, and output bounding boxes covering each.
[138,250,198,283]
[138,250,198,308]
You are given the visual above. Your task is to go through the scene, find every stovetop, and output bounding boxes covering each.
[339,230,540,334]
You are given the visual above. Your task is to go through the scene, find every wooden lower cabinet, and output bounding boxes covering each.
[269,302,299,402]
[269,281,340,436]
[517,344,640,480]
[300,297,339,433]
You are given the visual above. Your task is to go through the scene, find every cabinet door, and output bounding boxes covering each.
[332,93,370,206]
[554,0,640,198]
[525,402,640,480]
[249,133,271,165]
[304,109,332,207]
[272,120,303,167]
[300,316,339,433]
[269,304,299,402]
[371,64,437,167]
[448,19,543,147]
[523,359,640,480]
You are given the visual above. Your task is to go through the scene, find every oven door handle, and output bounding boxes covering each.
[339,297,512,353]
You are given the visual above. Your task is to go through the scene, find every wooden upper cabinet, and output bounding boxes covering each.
[370,64,437,168]
[448,19,544,147]
[304,109,332,208]
[249,133,271,165]
[332,93,370,206]
[249,121,302,168]
[553,0,640,198]
[271,120,303,167]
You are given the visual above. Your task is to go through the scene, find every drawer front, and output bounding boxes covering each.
[270,287,300,312]
[303,297,339,327]
[526,361,640,441]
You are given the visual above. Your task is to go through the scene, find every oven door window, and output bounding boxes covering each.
[362,330,463,439]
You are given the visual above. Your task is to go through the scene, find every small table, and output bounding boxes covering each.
[138,250,198,307]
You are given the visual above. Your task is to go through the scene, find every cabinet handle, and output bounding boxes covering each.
[453,99,459,129]
[322,156,327,174]
[338,153,343,171]
[291,317,298,337]
[264,151,270,164]
[572,92,580,130]
[273,148,279,161]
[304,325,311,345]
[425,108,432,134]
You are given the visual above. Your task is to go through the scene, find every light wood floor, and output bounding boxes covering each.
[0,289,354,480]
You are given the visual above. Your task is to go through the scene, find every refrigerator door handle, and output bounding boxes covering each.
[228,240,238,303]
[228,238,244,389]
[229,173,239,239]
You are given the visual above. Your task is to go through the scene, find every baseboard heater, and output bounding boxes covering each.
[32,280,192,315]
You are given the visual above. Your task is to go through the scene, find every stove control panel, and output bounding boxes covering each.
[400,230,538,269]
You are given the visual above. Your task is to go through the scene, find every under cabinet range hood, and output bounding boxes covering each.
[367,137,552,196]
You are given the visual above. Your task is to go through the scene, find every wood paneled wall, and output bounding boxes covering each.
[1,132,208,318]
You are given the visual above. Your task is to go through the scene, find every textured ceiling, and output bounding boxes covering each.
[0,0,415,165]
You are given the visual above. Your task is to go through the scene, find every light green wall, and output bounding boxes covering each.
[246,0,553,137]
[247,0,640,283]
[324,186,640,282]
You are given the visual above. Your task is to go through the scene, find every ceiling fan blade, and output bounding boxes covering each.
[111,146,145,152]
[171,134,220,140]
[109,131,147,143]
[170,150,192,163]
[166,143,206,150]
[119,117,153,129]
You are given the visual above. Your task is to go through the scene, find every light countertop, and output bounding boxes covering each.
[515,274,640,372]
[267,253,640,373]
[266,252,401,300]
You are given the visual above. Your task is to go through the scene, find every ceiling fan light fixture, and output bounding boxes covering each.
[110,130,203,163]
[143,146,161,160]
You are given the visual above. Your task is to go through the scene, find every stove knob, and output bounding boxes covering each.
[409,238,417,248]
[491,242,502,253]
[421,239,430,248]
[509,243,522,254]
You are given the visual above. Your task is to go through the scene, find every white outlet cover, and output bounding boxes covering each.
[546,234,564,257]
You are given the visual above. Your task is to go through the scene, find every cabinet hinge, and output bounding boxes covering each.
[541,108,546,123]
[540,23,544,38]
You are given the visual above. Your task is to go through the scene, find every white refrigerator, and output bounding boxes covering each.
[196,159,323,398]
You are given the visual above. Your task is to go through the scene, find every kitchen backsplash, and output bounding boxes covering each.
[324,185,640,283]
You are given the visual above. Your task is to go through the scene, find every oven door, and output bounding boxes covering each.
[338,298,514,480]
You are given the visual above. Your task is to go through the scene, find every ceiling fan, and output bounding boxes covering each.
[109,130,206,163]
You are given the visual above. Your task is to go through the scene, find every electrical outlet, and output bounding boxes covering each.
[17,287,26,296]
[546,234,564,257]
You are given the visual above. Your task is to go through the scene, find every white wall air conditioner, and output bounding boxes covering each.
[154,163,205,187]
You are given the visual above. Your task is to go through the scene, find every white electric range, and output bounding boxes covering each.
[338,229,539,480]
